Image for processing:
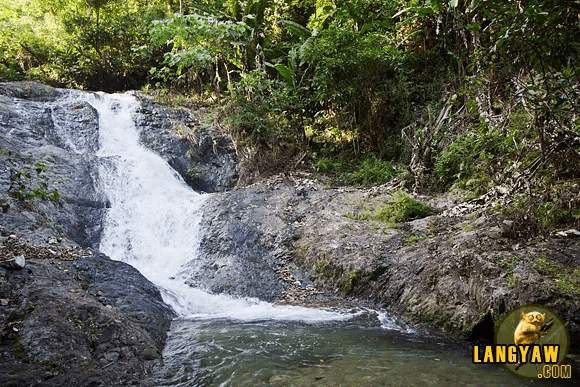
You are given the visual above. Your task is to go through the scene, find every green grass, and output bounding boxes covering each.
[462,224,475,232]
[314,259,330,275]
[344,191,433,227]
[536,258,580,296]
[373,191,433,225]
[343,156,398,186]
[316,155,398,187]
[402,235,429,246]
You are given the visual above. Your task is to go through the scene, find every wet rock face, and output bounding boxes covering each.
[46,101,100,154]
[0,82,238,248]
[133,93,238,193]
[0,81,62,101]
[0,82,190,385]
[75,253,176,348]
[0,83,107,247]
[191,189,294,301]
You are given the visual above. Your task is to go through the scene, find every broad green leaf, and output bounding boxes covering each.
[272,63,294,84]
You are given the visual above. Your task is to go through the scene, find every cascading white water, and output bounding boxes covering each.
[79,91,349,322]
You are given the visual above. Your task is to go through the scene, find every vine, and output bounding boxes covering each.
[0,150,60,213]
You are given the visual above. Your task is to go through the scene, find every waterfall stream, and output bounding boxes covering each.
[81,92,348,323]
[73,91,545,386]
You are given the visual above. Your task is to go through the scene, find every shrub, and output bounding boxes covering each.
[374,190,433,224]
[343,156,398,187]
[348,190,433,226]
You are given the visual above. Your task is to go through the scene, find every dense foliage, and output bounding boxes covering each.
[2,0,580,233]
[0,0,168,90]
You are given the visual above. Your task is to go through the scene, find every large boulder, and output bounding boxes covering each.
[0,234,175,386]
[132,93,238,193]
[0,83,106,247]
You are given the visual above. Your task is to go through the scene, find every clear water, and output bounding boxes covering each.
[68,91,573,387]
[155,315,552,387]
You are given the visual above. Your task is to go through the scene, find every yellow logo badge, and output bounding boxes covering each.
[473,304,572,379]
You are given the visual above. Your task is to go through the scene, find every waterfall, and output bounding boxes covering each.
[76,91,348,322]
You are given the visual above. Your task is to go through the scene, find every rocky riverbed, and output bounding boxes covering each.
[1,81,579,385]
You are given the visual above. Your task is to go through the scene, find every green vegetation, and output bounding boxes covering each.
[2,0,580,234]
[375,191,433,224]
[11,336,26,358]
[317,155,399,187]
[293,243,309,266]
[342,268,362,295]
[347,191,432,226]
[536,257,580,297]
[25,301,40,314]
[461,224,474,232]
[0,150,60,213]
[0,0,167,90]
[314,259,330,276]
[402,235,428,246]
[492,254,522,289]
[87,321,100,343]
[68,312,101,343]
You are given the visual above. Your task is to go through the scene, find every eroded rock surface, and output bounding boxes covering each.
[0,86,106,247]
[196,174,580,352]
[0,82,190,386]
[0,82,238,247]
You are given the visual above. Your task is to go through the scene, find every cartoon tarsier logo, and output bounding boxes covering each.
[514,311,552,345]
[512,311,554,372]
[492,305,570,379]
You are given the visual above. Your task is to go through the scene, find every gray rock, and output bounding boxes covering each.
[196,175,580,349]
[0,251,174,387]
[554,229,580,238]
[0,82,238,250]
[0,82,107,247]
[0,81,179,386]
[132,92,238,193]
[75,253,176,347]
[0,81,62,101]
[0,254,25,270]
